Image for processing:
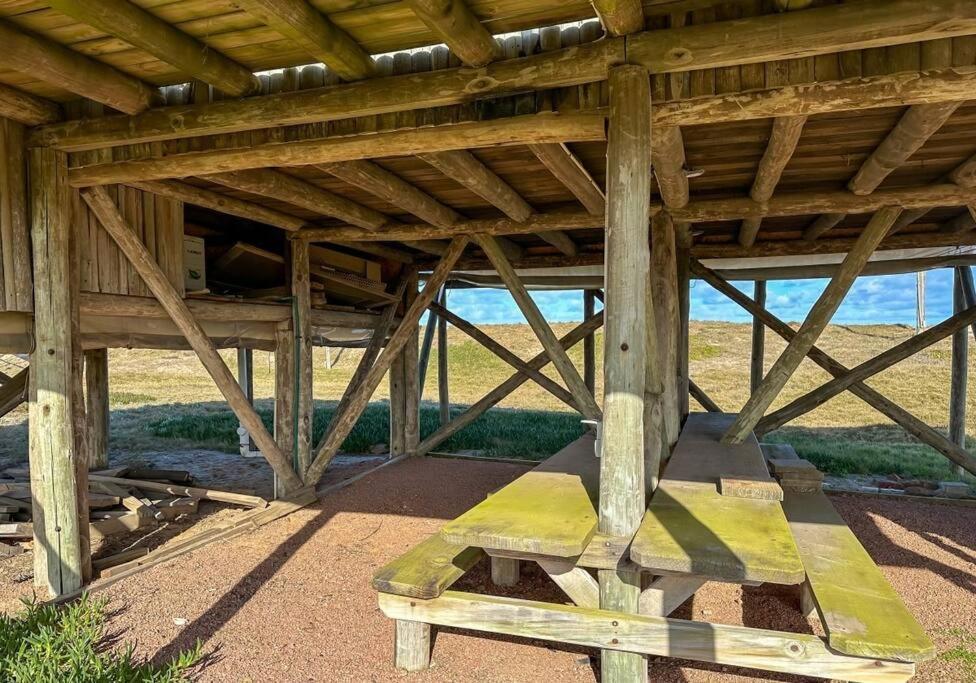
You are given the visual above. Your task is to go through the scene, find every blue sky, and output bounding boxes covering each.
[440,268,960,326]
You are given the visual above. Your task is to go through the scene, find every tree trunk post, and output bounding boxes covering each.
[84,348,110,470]
[291,239,313,474]
[584,289,597,395]
[751,281,767,394]
[274,322,295,498]
[437,287,450,426]
[950,267,969,476]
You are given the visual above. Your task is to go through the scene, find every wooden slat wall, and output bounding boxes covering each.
[0,117,32,313]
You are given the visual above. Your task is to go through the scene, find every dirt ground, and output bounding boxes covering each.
[4,456,974,682]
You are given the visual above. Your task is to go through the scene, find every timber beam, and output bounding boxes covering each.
[0,84,60,126]
[591,0,644,36]
[47,0,259,96]
[1,19,159,114]
[528,143,605,216]
[31,2,976,151]
[739,116,806,247]
[404,0,500,67]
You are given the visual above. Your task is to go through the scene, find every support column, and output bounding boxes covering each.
[84,348,110,470]
[437,287,450,426]
[584,289,597,395]
[490,557,521,586]
[291,240,313,474]
[750,281,767,394]
[29,147,91,597]
[950,267,969,476]
[274,322,295,498]
[403,271,420,455]
[676,226,691,420]
[389,350,406,456]
[650,212,680,451]
[599,64,651,683]
[237,348,256,454]
[394,619,431,672]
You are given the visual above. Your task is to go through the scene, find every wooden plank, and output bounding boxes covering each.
[379,591,917,683]
[0,84,60,126]
[404,0,500,67]
[28,147,90,597]
[92,547,149,573]
[475,235,599,419]
[631,413,805,585]
[47,0,258,97]
[440,434,600,557]
[0,19,157,114]
[81,187,304,492]
[234,0,376,81]
[782,490,934,663]
[723,207,903,444]
[88,474,268,508]
[372,533,483,599]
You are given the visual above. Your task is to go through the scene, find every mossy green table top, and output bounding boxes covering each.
[440,434,599,557]
[630,413,805,585]
[782,490,934,663]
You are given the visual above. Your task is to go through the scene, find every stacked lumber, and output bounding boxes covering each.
[769,458,824,494]
[0,465,269,561]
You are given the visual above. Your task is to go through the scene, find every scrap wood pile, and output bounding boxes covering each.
[0,465,271,574]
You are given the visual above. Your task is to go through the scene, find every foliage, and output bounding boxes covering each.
[0,595,201,683]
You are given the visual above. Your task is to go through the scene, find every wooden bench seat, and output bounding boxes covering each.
[630,413,805,585]
[372,533,483,600]
[440,434,599,557]
[782,489,935,663]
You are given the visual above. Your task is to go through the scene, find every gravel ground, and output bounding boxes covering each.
[3,456,973,682]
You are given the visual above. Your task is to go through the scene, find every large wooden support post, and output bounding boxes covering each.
[29,147,91,597]
[403,271,421,455]
[82,187,304,491]
[389,351,407,456]
[584,289,597,395]
[237,348,256,453]
[437,287,450,426]
[291,240,313,474]
[417,289,439,397]
[274,322,295,496]
[650,212,680,451]
[950,267,969,475]
[599,64,651,683]
[676,227,691,420]
[723,206,903,444]
[750,281,767,394]
[84,349,110,469]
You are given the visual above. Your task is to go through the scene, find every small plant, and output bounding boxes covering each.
[0,595,201,683]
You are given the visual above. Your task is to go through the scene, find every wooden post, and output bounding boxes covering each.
[274,322,295,497]
[291,239,313,474]
[750,281,767,394]
[723,206,903,444]
[490,557,520,587]
[84,348,110,469]
[237,348,256,453]
[650,212,680,450]
[950,267,969,476]
[389,349,406,456]
[82,187,304,491]
[599,64,651,683]
[437,287,450,426]
[584,289,597,395]
[403,271,420,455]
[394,619,431,672]
[417,287,441,397]
[676,227,691,420]
[29,147,91,597]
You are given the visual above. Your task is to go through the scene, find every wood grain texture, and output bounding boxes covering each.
[0,84,60,126]
[652,126,689,209]
[404,0,500,67]
[529,143,605,216]
[372,533,482,599]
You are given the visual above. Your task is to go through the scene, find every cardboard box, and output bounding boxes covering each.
[183,235,206,292]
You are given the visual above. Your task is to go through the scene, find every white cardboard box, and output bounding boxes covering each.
[183,235,206,292]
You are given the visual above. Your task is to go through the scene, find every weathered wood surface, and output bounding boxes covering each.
[372,533,483,599]
[630,413,804,585]
[291,241,313,474]
[528,143,605,216]
[639,575,706,617]
[379,591,916,683]
[404,0,500,67]
[394,619,431,672]
[81,186,304,492]
[0,367,28,419]
[84,349,109,470]
[537,558,600,608]
[440,434,599,557]
[724,207,903,444]
[0,119,33,313]
[750,281,767,394]
[0,84,60,126]
[783,490,934,662]
[739,116,806,247]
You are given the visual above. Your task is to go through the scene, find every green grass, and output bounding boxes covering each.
[941,628,976,682]
[149,401,585,461]
[0,596,201,682]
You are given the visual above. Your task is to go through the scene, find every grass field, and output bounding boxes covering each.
[1,320,973,481]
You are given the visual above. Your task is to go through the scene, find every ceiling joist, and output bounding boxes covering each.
[0,83,60,126]
[404,0,500,67]
[590,0,644,36]
[528,143,605,216]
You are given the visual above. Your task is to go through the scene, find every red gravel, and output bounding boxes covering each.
[36,458,976,681]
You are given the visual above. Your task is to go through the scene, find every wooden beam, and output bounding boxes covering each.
[583,290,598,393]
[693,259,976,476]
[47,0,259,96]
[291,241,313,474]
[437,288,450,425]
[537,558,600,608]
[723,207,903,444]
[0,119,33,314]
[304,238,467,485]
[404,0,500,67]
[233,0,376,81]
[128,180,306,232]
[379,591,916,683]
[941,206,976,233]
[591,0,644,36]
[1,20,158,115]
[529,143,605,216]
[949,152,976,188]
[750,281,767,394]
[961,266,976,341]
[0,84,60,126]
[650,211,680,452]
[739,116,806,247]
[68,114,607,187]
[688,379,721,413]
[757,297,976,435]
[474,234,600,420]
[204,169,389,231]
[81,187,304,491]
[652,127,689,209]
[417,311,604,456]
[29,147,90,597]
[429,301,581,412]
[33,2,976,151]
[84,349,110,470]
[600,63,652,683]
[949,268,968,475]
